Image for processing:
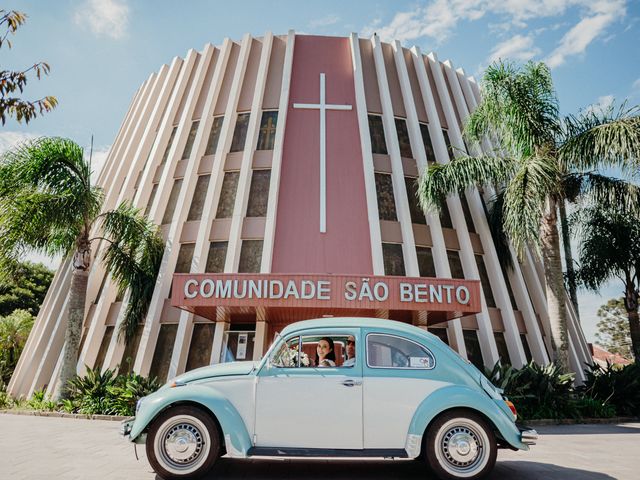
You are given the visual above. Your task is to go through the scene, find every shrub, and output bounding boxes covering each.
[580,362,640,417]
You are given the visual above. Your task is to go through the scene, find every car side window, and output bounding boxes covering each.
[271,336,301,367]
[366,333,435,369]
[300,335,355,368]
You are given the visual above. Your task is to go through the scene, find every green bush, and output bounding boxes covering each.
[580,362,640,417]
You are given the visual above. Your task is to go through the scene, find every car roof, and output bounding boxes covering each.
[278,317,432,338]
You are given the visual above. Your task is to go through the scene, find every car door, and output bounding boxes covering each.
[254,328,363,449]
[362,330,445,449]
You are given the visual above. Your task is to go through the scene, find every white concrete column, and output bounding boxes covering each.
[348,33,385,275]
[211,309,230,364]
[441,60,527,368]
[262,30,295,273]
[371,34,419,277]
[425,51,500,368]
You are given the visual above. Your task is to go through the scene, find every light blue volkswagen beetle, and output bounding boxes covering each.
[121,318,537,479]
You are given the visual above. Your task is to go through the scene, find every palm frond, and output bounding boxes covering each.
[559,102,640,172]
[418,154,516,212]
[564,172,640,214]
[503,155,561,257]
[484,190,514,270]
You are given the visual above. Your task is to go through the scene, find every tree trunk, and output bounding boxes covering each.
[624,287,640,363]
[558,199,579,321]
[56,233,91,401]
[540,198,570,372]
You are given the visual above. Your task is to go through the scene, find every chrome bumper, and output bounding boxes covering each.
[519,426,538,446]
[120,417,135,439]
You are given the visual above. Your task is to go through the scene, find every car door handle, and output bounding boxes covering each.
[341,379,362,387]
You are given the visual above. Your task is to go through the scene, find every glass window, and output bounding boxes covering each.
[257,111,278,150]
[475,254,496,308]
[442,129,455,161]
[429,327,449,346]
[439,201,454,229]
[238,240,263,273]
[149,324,178,383]
[181,120,200,159]
[447,250,465,279]
[463,329,484,370]
[375,173,397,221]
[186,323,215,371]
[216,171,240,218]
[383,243,405,276]
[459,196,476,233]
[404,176,426,224]
[145,183,158,216]
[368,115,387,154]
[520,334,533,363]
[494,332,511,365]
[272,334,356,368]
[93,326,114,371]
[501,263,518,310]
[187,174,210,221]
[221,329,255,363]
[160,126,178,164]
[205,241,228,273]
[205,116,224,155]
[162,179,183,224]
[230,113,250,152]
[395,118,413,158]
[175,244,195,273]
[419,123,436,164]
[246,170,271,217]
[367,333,435,369]
[271,335,302,367]
[416,246,436,277]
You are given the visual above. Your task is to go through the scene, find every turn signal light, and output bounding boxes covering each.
[505,399,518,419]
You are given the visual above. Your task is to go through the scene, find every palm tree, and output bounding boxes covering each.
[0,309,33,384]
[573,206,640,362]
[0,137,164,399]
[418,61,640,371]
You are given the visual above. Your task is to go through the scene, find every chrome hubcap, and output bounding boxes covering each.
[444,429,480,464]
[435,420,488,475]
[164,423,202,462]
[154,415,211,474]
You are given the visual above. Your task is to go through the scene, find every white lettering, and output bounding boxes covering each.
[442,285,454,303]
[184,279,198,299]
[248,280,262,299]
[414,284,428,303]
[456,286,470,305]
[216,280,232,298]
[429,284,442,303]
[233,280,247,299]
[300,280,316,299]
[284,280,300,299]
[374,282,389,301]
[344,281,357,301]
[400,283,413,302]
[269,280,283,299]
[317,281,330,300]
[358,281,374,301]
[200,279,215,298]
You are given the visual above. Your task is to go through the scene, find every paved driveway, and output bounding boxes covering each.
[1,414,637,479]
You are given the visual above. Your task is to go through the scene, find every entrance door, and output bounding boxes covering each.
[254,329,363,449]
[220,330,255,363]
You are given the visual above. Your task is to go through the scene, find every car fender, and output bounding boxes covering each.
[129,384,252,457]
[407,384,527,451]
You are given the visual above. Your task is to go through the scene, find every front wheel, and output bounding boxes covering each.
[146,406,220,479]
[425,409,497,480]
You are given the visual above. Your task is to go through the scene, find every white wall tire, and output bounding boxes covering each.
[425,409,497,480]
[146,406,220,479]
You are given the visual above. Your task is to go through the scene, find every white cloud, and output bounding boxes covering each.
[584,94,615,114]
[88,146,110,184]
[632,78,640,90]
[488,34,541,63]
[0,131,39,154]
[74,0,130,40]
[309,14,341,29]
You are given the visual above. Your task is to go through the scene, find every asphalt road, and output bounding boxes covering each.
[1,414,637,479]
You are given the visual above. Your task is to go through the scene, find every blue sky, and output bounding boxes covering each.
[1,0,639,342]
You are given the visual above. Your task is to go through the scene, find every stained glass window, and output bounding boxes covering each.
[383,243,405,276]
[257,111,278,150]
[375,173,397,221]
[246,170,271,217]
[216,171,239,218]
[368,115,387,154]
[230,113,251,152]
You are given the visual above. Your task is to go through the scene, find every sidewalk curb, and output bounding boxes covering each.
[0,409,128,421]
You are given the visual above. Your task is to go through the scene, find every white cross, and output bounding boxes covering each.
[293,73,352,233]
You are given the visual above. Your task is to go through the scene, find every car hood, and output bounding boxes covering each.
[169,361,257,385]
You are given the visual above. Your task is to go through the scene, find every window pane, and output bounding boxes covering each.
[257,111,278,150]
[299,335,353,367]
[501,263,518,310]
[395,118,413,158]
[404,176,426,224]
[419,123,436,164]
[175,244,195,273]
[375,173,397,221]
[416,246,436,277]
[439,201,454,228]
[494,332,510,365]
[186,323,215,371]
[118,324,144,375]
[205,117,224,155]
[187,174,210,221]
[429,327,449,346]
[238,240,263,273]
[149,324,178,383]
[161,126,178,164]
[475,254,496,308]
[145,184,159,216]
[368,115,387,154]
[93,326,114,371]
[181,120,200,159]
[442,129,454,161]
[463,329,484,369]
[246,170,271,217]
[383,243,405,276]
[205,242,228,273]
[520,334,533,363]
[216,171,240,218]
[447,250,465,279]
[230,113,250,152]
[367,334,435,369]
[162,178,183,224]
[459,196,476,233]
[271,336,301,367]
